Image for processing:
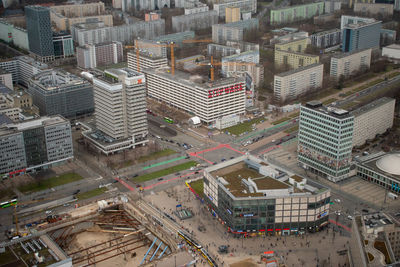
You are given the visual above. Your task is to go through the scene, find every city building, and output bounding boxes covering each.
[151,31,195,45]
[143,67,246,125]
[0,19,29,51]
[145,12,160,21]
[396,0,400,11]
[274,63,323,102]
[25,6,55,62]
[76,41,123,69]
[212,18,259,44]
[203,154,331,235]
[354,3,393,17]
[226,6,240,23]
[226,40,259,51]
[342,19,381,52]
[222,50,259,64]
[171,10,218,32]
[380,28,397,46]
[330,48,371,79]
[72,19,165,46]
[356,152,400,195]
[340,15,375,29]
[310,29,341,49]
[0,84,20,122]
[175,0,201,8]
[127,51,168,72]
[184,2,209,14]
[52,32,74,59]
[0,56,50,87]
[84,68,148,154]
[298,101,354,182]
[274,50,319,70]
[324,0,341,13]
[270,2,324,25]
[0,69,13,89]
[350,97,395,147]
[208,43,240,57]
[0,84,37,122]
[382,44,400,61]
[28,70,94,117]
[270,31,309,45]
[222,61,263,88]
[0,115,73,177]
[121,0,170,12]
[213,0,257,17]
[274,37,309,53]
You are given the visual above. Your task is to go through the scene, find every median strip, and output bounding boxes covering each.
[133,161,198,183]
[142,156,186,170]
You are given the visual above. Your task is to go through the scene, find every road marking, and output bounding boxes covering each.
[189,144,245,164]
[142,156,186,170]
[114,177,135,191]
[143,171,198,190]
[258,145,281,155]
[329,219,352,232]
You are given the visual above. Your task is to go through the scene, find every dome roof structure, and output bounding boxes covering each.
[376,153,400,176]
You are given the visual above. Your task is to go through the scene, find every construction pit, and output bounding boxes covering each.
[0,195,181,267]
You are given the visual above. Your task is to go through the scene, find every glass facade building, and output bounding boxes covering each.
[203,155,330,236]
[25,6,55,62]
[298,101,354,182]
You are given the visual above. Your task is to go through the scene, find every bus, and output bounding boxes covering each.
[164,117,174,124]
[0,198,18,208]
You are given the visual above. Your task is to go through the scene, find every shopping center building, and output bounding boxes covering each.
[203,155,331,236]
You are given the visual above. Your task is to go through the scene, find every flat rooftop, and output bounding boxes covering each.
[304,101,352,119]
[276,63,322,78]
[350,97,395,117]
[31,70,89,90]
[16,56,49,70]
[0,115,67,136]
[143,67,244,90]
[332,48,371,59]
[357,152,400,181]
[385,44,400,50]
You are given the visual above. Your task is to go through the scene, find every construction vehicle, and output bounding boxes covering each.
[125,41,176,74]
[195,56,256,81]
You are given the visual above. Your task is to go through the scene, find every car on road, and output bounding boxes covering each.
[230,156,234,159]
[362,209,369,213]
[194,171,199,174]
[136,184,141,188]
[221,158,226,162]
[334,210,341,215]
[335,199,341,203]
[73,189,80,195]
[347,215,353,220]
[158,178,164,181]
[45,210,52,215]
[155,135,161,139]
[132,174,138,178]
[113,180,118,183]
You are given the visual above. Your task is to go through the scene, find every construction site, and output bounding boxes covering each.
[0,194,194,267]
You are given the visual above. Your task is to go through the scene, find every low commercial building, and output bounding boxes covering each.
[212,18,259,44]
[274,63,323,102]
[84,68,148,155]
[77,41,123,69]
[298,101,354,182]
[28,70,94,117]
[143,67,246,125]
[213,0,257,17]
[53,32,74,58]
[215,114,240,129]
[0,56,50,87]
[356,152,400,195]
[382,44,400,61]
[203,154,330,235]
[0,84,36,122]
[350,97,395,147]
[72,19,165,46]
[330,48,371,79]
[274,50,319,70]
[0,115,73,177]
[270,2,324,25]
[354,3,393,17]
[171,10,218,33]
[310,29,341,49]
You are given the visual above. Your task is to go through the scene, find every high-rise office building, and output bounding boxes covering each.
[86,68,148,154]
[298,101,354,182]
[0,115,73,177]
[342,20,381,52]
[25,6,55,62]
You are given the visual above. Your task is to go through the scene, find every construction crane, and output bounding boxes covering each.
[124,41,176,75]
[196,56,256,81]
[13,198,54,237]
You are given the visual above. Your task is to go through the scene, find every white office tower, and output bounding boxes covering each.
[92,68,148,152]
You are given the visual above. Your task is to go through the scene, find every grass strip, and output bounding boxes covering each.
[76,187,107,200]
[224,117,265,136]
[189,179,204,197]
[18,173,84,193]
[134,161,198,182]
